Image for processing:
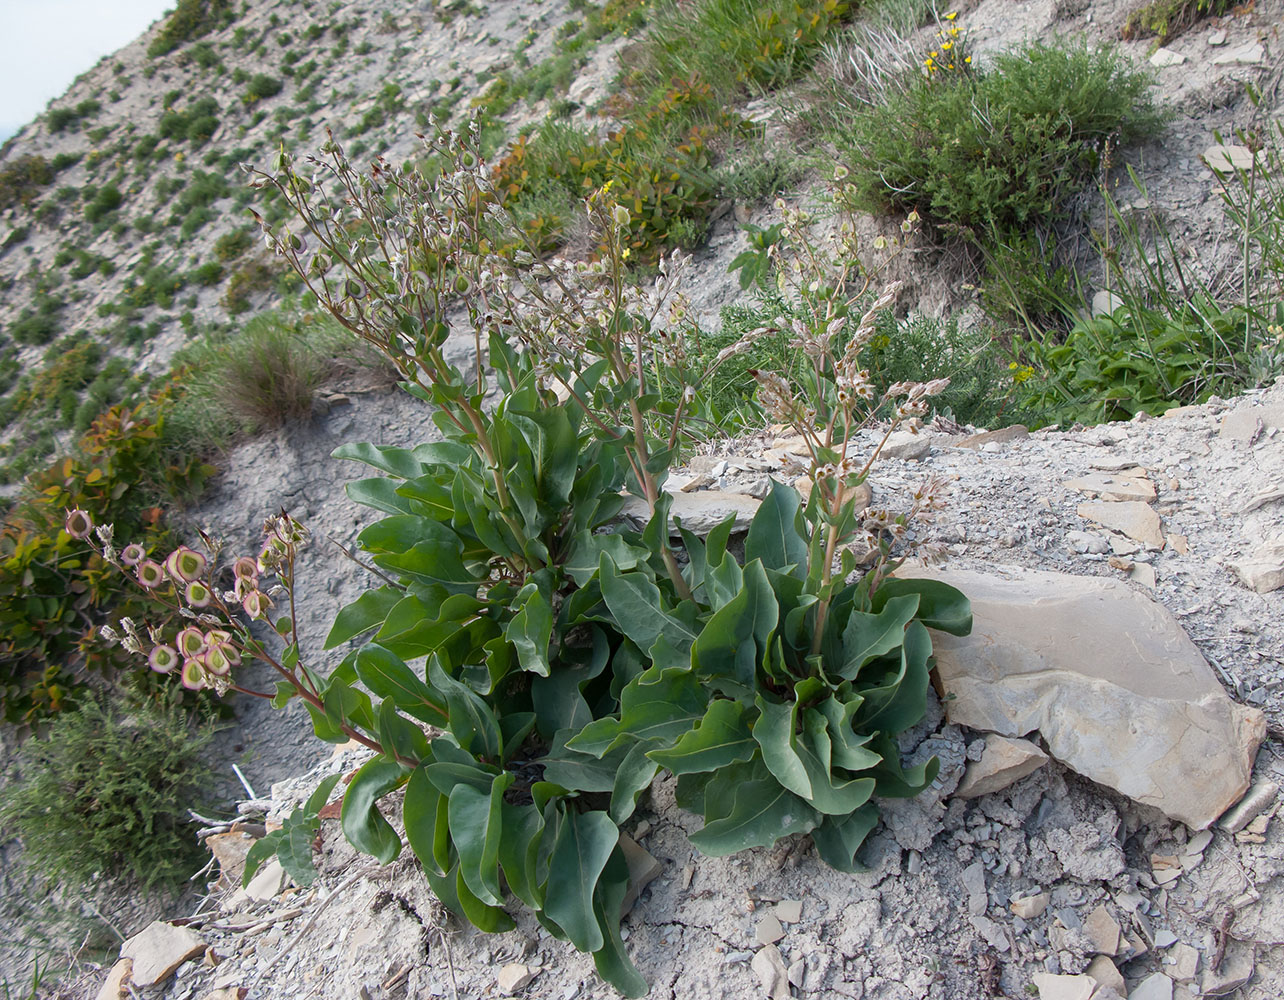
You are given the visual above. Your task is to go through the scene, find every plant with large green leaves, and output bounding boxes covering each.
[86,116,969,996]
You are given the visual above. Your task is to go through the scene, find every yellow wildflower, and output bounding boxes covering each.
[945,10,958,19]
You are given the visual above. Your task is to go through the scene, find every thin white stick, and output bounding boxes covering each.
[231,764,258,799]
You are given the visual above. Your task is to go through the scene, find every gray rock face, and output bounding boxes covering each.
[909,565,1266,829]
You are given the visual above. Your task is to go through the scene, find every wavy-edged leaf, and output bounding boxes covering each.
[541,728,628,793]
[332,441,427,479]
[872,578,972,635]
[497,801,545,910]
[691,558,777,691]
[506,578,553,677]
[563,530,648,587]
[598,554,699,656]
[815,695,882,772]
[751,693,810,798]
[811,805,879,873]
[242,830,283,888]
[531,627,609,737]
[795,709,876,815]
[610,740,660,824]
[837,593,919,680]
[395,473,457,521]
[454,864,516,933]
[689,771,817,856]
[345,477,422,516]
[340,758,407,864]
[542,810,619,953]
[591,849,649,998]
[854,620,932,735]
[647,699,756,775]
[745,479,808,579]
[569,665,706,757]
[376,697,431,764]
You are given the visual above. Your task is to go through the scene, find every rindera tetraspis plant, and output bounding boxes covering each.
[89,118,969,996]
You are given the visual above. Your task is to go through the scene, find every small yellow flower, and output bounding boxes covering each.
[941,40,953,50]
[964,56,972,63]
[945,10,958,19]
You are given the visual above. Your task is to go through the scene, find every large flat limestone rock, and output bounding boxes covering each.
[908,565,1264,829]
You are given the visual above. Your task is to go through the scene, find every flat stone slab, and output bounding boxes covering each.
[120,920,206,989]
[1219,402,1284,441]
[956,735,1048,798]
[1077,500,1163,548]
[908,565,1265,829]
[618,489,760,535]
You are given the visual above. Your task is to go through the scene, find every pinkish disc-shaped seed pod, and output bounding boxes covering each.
[121,543,146,567]
[204,643,232,675]
[233,556,259,581]
[169,546,208,583]
[136,561,166,589]
[177,627,206,658]
[242,590,271,619]
[65,509,93,540]
[148,645,179,674]
[181,658,206,691]
[185,581,212,608]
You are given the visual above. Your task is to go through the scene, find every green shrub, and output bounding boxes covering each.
[147,0,235,58]
[0,695,216,889]
[213,228,254,261]
[0,156,53,211]
[84,185,123,224]
[832,39,1162,238]
[242,73,284,104]
[1122,0,1230,45]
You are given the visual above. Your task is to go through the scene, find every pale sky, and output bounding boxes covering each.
[0,1,174,141]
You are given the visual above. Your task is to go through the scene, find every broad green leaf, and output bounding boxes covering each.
[354,643,447,727]
[647,699,756,775]
[317,679,375,743]
[866,732,941,798]
[376,697,431,764]
[855,620,932,735]
[506,578,553,677]
[689,773,817,856]
[872,578,972,635]
[794,710,877,815]
[590,850,649,998]
[811,806,879,873]
[752,693,810,798]
[837,594,920,680]
[341,758,407,865]
[610,740,661,824]
[333,441,427,479]
[691,558,777,691]
[563,530,648,587]
[598,554,699,655]
[569,665,706,757]
[396,473,457,521]
[326,586,403,649]
[543,810,619,953]
[745,479,808,579]
[404,765,451,876]
[241,830,283,888]
[281,814,322,886]
[345,477,421,516]
[454,865,516,933]
[497,801,545,910]
[448,772,513,906]
[530,627,609,737]
[541,728,628,793]
[428,656,502,760]
[815,696,882,772]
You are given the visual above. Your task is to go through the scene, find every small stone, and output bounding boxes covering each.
[961,861,988,915]
[1131,972,1175,1000]
[954,425,1029,450]
[880,430,931,461]
[1208,29,1227,45]
[244,859,285,901]
[1066,530,1109,555]
[1153,867,1182,886]
[1149,46,1186,66]
[1086,956,1125,995]
[1010,893,1050,920]
[1167,533,1189,555]
[774,899,802,924]
[1229,539,1284,594]
[1153,929,1179,948]
[1210,42,1263,65]
[787,960,806,988]
[956,735,1049,798]
[1077,500,1163,548]
[755,913,785,946]
[497,963,538,995]
[94,959,132,1000]
[1201,940,1254,995]
[618,833,664,916]
[1219,402,1284,440]
[1031,972,1096,1000]
[1245,813,1270,835]
[1186,830,1214,854]
[1219,780,1280,832]
[120,921,207,989]
[205,831,258,889]
[1084,905,1122,956]
[1130,562,1158,589]
[1091,290,1125,317]
[751,944,790,1000]
[1169,943,1199,981]
[1108,533,1141,557]
[1064,472,1156,502]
